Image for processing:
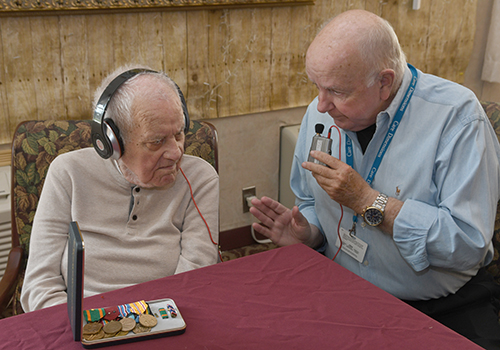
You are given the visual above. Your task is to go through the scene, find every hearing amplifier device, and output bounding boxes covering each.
[308,123,332,166]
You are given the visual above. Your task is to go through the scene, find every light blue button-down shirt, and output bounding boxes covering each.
[291,65,500,301]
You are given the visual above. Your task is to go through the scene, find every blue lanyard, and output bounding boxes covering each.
[345,64,418,228]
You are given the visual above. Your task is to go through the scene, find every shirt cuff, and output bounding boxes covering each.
[298,204,326,253]
[393,199,437,272]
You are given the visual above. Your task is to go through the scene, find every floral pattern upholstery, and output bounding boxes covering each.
[482,101,500,285]
[3,119,217,317]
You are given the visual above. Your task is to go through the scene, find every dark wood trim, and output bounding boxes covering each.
[0,0,315,17]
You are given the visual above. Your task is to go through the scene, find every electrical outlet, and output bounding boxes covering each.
[242,186,256,213]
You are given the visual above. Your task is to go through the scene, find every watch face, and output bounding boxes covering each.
[364,208,383,226]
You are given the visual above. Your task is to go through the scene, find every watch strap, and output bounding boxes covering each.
[372,193,388,212]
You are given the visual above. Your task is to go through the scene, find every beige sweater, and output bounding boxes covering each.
[21,148,219,312]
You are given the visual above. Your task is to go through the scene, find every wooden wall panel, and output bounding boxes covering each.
[206,10,227,119]
[226,9,253,116]
[113,14,163,70]
[113,14,135,67]
[137,13,165,69]
[288,5,315,108]
[186,11,210,119]
[115,14,141,66]
[212,9,231,119]
[388,0,431,74]
[426,1,457,79]
[87,15,115,106]
[447,0,477,83]
[60,16,90,120]
[1,17,36,134]
[423,0,477,83]
[161,11,188,92]
[31,16,66,120]
[270,7,291,111]
[0,0,479,144]
[248,8,272,113]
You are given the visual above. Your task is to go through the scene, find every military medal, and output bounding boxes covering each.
[119,317,136,332]
[139,314,158,328]
[82,322,102,335]
[132,323,151,334]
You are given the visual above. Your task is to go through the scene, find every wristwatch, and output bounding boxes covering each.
[361,193,388,226]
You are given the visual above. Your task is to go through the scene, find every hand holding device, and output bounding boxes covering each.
[307,123,332,166]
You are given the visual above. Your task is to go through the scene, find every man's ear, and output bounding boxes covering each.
[379,69,395,101]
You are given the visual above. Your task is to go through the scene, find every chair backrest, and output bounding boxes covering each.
[482,101,500,285]
[1,119,218,317]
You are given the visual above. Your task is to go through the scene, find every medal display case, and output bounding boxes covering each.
[67,221,186,348]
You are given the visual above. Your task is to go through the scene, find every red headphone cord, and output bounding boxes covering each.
[179,166,222,261]
[327,125,344,261]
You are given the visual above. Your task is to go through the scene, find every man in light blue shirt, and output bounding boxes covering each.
[250,9,500,348]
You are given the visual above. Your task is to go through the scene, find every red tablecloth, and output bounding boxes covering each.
[0,244,481,349]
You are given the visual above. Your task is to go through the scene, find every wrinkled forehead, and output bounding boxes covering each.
[129,91,184,138]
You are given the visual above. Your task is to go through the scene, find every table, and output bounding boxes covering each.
[0,244,481,349]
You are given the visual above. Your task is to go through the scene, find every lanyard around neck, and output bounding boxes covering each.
[345,64,418,231]
[345,64,418,184]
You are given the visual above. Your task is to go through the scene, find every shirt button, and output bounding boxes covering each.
[363,260,369,266]
[135,188,140,193]
[132,215,138,220]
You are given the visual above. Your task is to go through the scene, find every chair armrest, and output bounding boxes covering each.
[0,247,24,314]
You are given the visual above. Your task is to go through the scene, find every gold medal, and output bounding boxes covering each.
[119,317,136,332]
[82,329,105,341]
[116,330,130,337]
[83,322,103,335]
[139,314,157,328]
[103,320,122,334]
[132,323,151,334]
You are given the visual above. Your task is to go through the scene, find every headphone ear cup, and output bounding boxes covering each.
[92,125,112,160]
[92,68,151,160]
[103,119,124,159]
[175,84,190,133]
[183,106,190,134]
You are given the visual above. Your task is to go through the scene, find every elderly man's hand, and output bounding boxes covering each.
[249,196,318,247]
[302,150,378,214]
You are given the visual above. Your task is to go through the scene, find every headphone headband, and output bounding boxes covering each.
[91,69,190,160]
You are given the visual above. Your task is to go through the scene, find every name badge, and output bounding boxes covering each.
[335,227,368,264]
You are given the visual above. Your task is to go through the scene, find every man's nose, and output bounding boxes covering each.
[317,90,335,114]
[163,138,183,160]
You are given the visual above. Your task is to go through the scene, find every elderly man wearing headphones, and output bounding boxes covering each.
[21,67,219,312]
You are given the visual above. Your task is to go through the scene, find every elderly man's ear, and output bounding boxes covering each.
[379,69,395,101]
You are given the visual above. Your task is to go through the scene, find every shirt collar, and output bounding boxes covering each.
[101,155,135,189]
[377,64,413,125]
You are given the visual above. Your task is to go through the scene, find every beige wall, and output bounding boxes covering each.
[206,106,305,232]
